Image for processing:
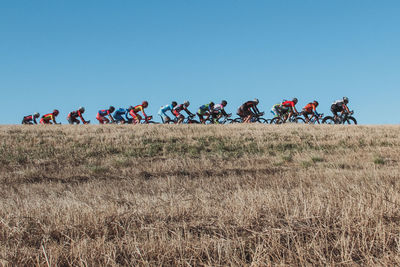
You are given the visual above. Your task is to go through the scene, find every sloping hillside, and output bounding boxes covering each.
[1,125,399,265]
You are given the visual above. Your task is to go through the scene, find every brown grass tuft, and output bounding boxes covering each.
[1,124,400,265]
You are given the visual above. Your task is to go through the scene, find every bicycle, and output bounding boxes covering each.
[162,114,200,124]
[303,113,323,124]
[322,111,357,125]
[205,113,233,124]
[232,112,270,123]
[126,116,158,124]
[270,112,305,124]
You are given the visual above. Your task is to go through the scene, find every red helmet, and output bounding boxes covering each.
[142,101,148,108]
[53,109,59,116]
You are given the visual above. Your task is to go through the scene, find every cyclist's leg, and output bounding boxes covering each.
[134,114,142,124]
[330,105,339,121]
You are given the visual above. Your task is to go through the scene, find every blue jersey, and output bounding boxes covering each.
[114,108,127,115]
[159,104,174,115]
[114,108,129,121]
[199,104,212,112]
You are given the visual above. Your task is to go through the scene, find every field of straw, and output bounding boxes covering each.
[0,124,399,266]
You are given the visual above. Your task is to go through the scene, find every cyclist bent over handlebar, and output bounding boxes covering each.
[237,98,261,123]
[173,101,194,124]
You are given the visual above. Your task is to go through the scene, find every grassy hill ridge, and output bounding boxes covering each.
[1,125,399,265]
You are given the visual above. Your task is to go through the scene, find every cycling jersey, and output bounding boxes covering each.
[198,104,213,115]
[68,110,86,124]
[159,104,174,114]
[40,113,55,124]
[98,109,111,117]
[271,104,281,117]
[331,100,347,115]
[332,100,346,109]
[113,108,129,122]
[130,105,147,120]
[240,101,257,111]
[22,115,38,124]
[212,104,227,116]
[303,103,317,113]
[282,101,296,108]
[114,108,128,116]
[173,104,187,113]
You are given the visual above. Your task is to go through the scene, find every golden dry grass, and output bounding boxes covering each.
[0,124,400,266]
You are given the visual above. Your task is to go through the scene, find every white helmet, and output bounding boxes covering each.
[78,106,85,112]
[34,112,40,118]
[254,98,259,104]
[184,101,190,107]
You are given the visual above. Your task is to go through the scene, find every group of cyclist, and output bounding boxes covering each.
[22,97,351,125]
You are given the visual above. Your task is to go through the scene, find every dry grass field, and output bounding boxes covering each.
[0,124,400,266]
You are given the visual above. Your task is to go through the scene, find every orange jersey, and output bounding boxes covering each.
[42,113,55,122]
[303,103,317,113]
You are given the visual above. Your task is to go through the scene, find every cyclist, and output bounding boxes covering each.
[158,101,177,123]
[113,107,131,124]
[280,98,299,122]
[270,103,282,118]
[237,98,261,123]
[40,110,60,124]
[173,101,194,123]
[211,100,229,123]
[302,101,321,123]
[97,106,115,124]
[129,101,149,124]
[68,107,88,124]
[331,97,350,122]
[197,102,215,123]
[22,112,40,124]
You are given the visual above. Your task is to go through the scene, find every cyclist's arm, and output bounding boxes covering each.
[184,108,193,116]
[125,111,130,120]
[51,115,57,124]
[252,105,260,114]
[108,112,115,122]
[142,108,148,118]
[343,104,350,113]
[78,111,87,124]
[33,118,38,124]
[292,106,298,114]
[221,109,228,116]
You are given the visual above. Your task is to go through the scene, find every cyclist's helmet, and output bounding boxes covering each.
[254,98,259,104]
[109,106,115,112]
[209,101,215,107]
[78,107,85,113]
[172,101,178,107]
[292,98,298,104]
[313,100,319,107]
[343,97,349,104]
[53,109,59,116]
[142,101,148,108]
[221,100,228,106]
[34,112,40,118]
[128,106,134,111]
[184,101,190,107]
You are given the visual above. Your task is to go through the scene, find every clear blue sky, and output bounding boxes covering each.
[1,0,399,124]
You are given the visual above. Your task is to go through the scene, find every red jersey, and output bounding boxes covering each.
[282,101,296,108]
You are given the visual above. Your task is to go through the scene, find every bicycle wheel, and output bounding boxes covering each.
[231,118,242,123]
[322,116,335,124]
[270,117,283,124]
[256,117,269,123]
[344,117,357,125]
[188,119,200,124]
[294,117,306,123]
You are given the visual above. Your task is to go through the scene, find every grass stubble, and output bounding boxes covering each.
[0,124,400,266]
